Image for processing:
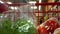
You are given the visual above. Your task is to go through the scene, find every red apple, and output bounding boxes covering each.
[37,25,49,34]
[0,1,8,13]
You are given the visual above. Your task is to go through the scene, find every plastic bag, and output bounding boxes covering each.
[0,4,37,34]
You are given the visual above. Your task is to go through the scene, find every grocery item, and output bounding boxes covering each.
[15,18,38,34]
[53,28,60,34]
[19,5,37,27]
[44,17,60,33]
[0,19,14,34]
[37,17,60,34]
[0,1,8,13]
[0,2,37,34]
[37,24,49,34]
[0,18,38,34]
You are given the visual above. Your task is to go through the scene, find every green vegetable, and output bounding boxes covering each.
[0,20,14,34]
[15,18,38,34]
[0,18,38,34]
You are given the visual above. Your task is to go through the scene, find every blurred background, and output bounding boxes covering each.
[0,0,60,34]
[0,0,60,25]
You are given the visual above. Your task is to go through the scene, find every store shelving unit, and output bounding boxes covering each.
[35,0,60,25]
[2,0,60,26]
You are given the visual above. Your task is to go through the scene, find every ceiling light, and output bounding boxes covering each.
[10,7,18,10]
[39,0,41,3]
[7,2,12,4]
[28,1,36,4]
[31,6,37,9]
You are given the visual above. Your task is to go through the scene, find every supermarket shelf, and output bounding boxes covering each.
[35,2,60,6]
[7,2,60,6]
[35,11,60,13]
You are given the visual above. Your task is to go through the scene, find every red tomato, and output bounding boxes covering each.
[45,20,60,33]
[0,1,8,13]
[37,25,49,34]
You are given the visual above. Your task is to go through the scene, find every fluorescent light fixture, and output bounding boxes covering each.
[7,2,12,4]
[10,7,14,9]
[28,1,36,4]
[39,0,41,3]
[10,7,18,10]
[39,6,41,10]
[15,7,18,9]
[31,6,37,9]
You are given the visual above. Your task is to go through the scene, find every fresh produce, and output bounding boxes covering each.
[44,17,60,33]
[0,19,14,34]
[45,20,60,33]
[15,18,38,34]
[37,25,49,34]
[0,1,8,13]
[37,17,60,34]
[0,18,38,34]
